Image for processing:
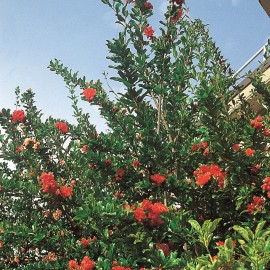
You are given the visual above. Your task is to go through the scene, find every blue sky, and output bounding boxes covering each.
[0,0,269,131]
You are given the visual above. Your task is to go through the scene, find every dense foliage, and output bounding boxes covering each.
[1,0,270,269]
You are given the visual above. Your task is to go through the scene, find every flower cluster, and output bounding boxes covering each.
[144,1,153,9]
[193,164,226,187]
[246,196,265,214]
[40,172,59,194]
[191,141,209,157]
[80,236,97,249]
[11,110,26,123]
[55,121,69,134]
[251,115,263,130]
[40,172,73,198]
[150,173,166,185]
[250,115,270,136]
[69,256,95,270]
[83,87,97,102]
[245,148,255,157]
[133,199,168,226]
[116,168,125,181]
[261,177,270,198]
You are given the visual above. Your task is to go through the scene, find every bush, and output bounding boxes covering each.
[1,0,270,269]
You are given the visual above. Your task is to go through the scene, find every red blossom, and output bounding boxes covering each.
[83,88,97,102]
[80,237,90,249]
[40,172,59,194]
[11,110,26,123]
[133,207,146,222]
[68,260,80,270]
[194,164,226,187]
[80,256,95,270]
[247,196,265,214]
[251,116,263,130]
[144,26,155,38]
[245,148,255,157]
[142,199,152,211]
[216,241,225,246]
[116,168,125,177]
[264,128,270,137]
[105,159,112,166]
[199,141,208,149]
[144,1,153,9]
[81,145,88,153]
[231,144,240,151]
[191,144,199,151]
[151,202,168,214]
[261,177,270,191]
[55,122,69,134]
[148,212,164,226]
[16,145,24,153]
[196,173,211,185]
[57,185,73,199]
[132,160,140,167]
[150,173,166,185]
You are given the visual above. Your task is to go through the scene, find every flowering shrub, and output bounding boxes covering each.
[1,0,270,269]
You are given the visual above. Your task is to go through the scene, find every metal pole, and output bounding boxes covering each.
[232,42,268,78]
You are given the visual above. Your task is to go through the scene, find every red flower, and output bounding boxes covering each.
[105,159,112,166]
[231,144,240,151]
[55,122,69,134]
[133,207,146,222]
[80,256,95,270]
[250,116,263,130]
[142,199,152,211]
[171,9,183,23]
[144,26,155,38]
[196,173,211,185]
[148,212,164,226]
[16,145,24,153]
[247,196,265,214]
[116,168,125,177]
[253,196,265,205]
[83,88,97,102]
[11,110,26,123]
[199,141,208,149]
[261,177,270,191]
[216,241,225,246]
[69,260,80,270]
[151,202,168,214]
[57,185,73,199]
[150,174,166,185]
[245,148,255,157]
[191,144,199,151]
[40,172,59,194]
[132,160,140,167]
[156,243,170,257]
[144,1,153,9]
[264,129,270,137]
[81,145,88,153]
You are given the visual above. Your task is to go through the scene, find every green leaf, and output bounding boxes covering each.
[233,225,251,242]
[189,220,202,234]
[255,221,266,238]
